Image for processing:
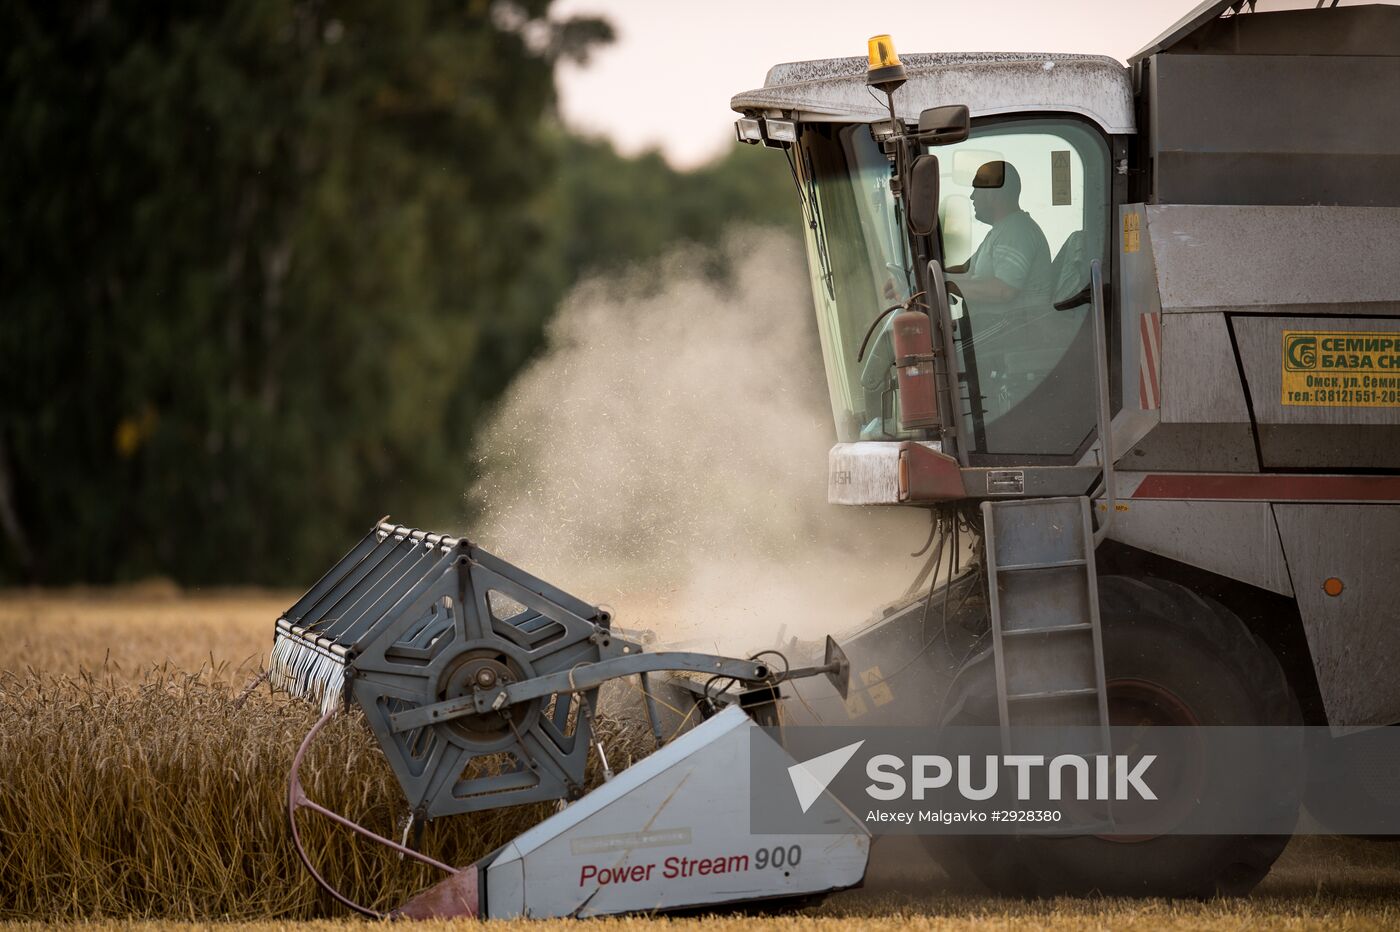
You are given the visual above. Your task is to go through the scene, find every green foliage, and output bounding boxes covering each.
[555,135,798,280]
[0,1,798,586]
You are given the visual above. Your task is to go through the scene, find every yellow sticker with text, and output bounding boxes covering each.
[1281,330,1400,407]
[1123,213,1140,253]
[860,666,895,707]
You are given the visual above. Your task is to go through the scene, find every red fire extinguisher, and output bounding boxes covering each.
[892,309,940,431]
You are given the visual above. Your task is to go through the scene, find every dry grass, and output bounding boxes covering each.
[0,668,593,919]
[5,589,1400,927]
[0,585,284,682]
[0,589,649,920]
[5,885,1400,932]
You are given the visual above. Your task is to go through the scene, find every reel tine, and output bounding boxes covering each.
[270,627,347,714]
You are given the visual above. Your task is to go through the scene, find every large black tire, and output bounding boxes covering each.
[924,575,1302,897]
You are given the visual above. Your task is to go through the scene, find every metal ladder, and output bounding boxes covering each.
[982,496,1110,746]
[980,260,1116,753]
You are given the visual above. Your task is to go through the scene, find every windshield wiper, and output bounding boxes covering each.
[793,147,836,301]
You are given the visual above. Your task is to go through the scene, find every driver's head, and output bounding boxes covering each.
[971,160,1021,224]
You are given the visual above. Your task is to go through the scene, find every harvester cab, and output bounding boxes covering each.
[736,34,1125,746]
[737,37,1121,500]
[737,42,1126,757]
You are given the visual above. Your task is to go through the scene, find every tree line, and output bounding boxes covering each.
[0,1,795,585]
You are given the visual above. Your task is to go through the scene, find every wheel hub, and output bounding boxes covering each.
[1094,676,1206,843]
[437,649,533,743]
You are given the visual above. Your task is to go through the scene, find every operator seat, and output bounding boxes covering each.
[1050,230,1088,305]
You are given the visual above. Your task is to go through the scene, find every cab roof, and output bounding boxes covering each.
[730,52,1134,135]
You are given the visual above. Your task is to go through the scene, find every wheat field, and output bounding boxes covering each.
[0,587,653,921]
[3,588,1400,929]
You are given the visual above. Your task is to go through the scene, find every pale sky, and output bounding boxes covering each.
[551,0,1360,167]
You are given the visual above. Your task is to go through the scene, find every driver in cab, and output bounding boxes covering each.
[944,160,1052,319]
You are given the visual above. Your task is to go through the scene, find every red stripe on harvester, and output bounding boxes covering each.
[1132,474,1400,502]
[1149,314,1161,398]
[1138,313,1160,410]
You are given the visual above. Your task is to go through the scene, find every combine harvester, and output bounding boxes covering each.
[270,0,1400,915]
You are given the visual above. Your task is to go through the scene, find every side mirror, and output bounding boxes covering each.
[917,104,971,146]
[906,154,939,237]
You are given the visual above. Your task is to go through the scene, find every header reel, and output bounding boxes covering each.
[272,521,636,816]
[269,520,851,915]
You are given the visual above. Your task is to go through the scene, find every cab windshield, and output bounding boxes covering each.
[794,123,915,442]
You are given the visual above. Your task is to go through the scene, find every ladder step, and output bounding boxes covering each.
[1003,623,1095,638]
[983,496,1110,745]
[1006,687,1100,702]
[995,558,1088,572]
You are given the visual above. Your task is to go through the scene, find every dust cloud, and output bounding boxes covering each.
[467,231,928,653]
